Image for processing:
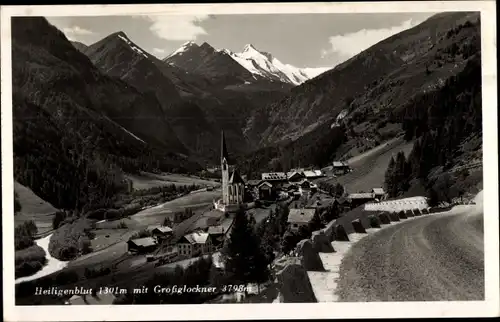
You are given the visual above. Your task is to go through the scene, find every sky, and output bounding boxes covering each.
[47,12,436,68]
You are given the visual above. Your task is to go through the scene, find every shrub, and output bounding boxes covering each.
[48,218,94,260]
[14,192,22,213]
[368,215,381,228]
[15,245,47,278]
[130,228,153,240]
[117,221,128,229]
[15,221,38,250]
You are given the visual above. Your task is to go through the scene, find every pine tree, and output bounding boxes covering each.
[221,208,269,292]
[384,157,396,197]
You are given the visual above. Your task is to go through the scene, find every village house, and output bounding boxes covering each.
[257,181,274,200]
[303,170,323,180]
[332,161,351,175]
[287,171,306,183]
[287,208,316,232]
[207,225,227,250]
[177,231,214,258]
[261,172,288,186]
[127,237,158,254]
[152,226,173,242]
[333,196,352,212]
[346,192,376,208]
[371,188,386,200]
[298,180,318,195]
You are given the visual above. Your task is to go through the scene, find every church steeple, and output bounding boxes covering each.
[221,130,230,164]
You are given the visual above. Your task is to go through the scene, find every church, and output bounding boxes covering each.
[214,131,247,212]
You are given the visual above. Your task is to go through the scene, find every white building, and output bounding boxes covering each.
[287,208,316,232]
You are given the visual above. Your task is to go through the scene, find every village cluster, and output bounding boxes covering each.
[125,132,387,267]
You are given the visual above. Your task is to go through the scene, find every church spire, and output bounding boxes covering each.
[221,130,230,163]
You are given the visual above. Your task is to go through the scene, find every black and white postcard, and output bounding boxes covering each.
[1,1,498,321]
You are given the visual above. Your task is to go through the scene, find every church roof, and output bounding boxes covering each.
[229,169,245,184]
[221,130,230,163]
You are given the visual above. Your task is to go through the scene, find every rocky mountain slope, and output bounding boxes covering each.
[82,34,292,164]
[71,41,88,53]
[163,41,257,86]
[238,12,481,179]
[246,12,480,149]
[222,44,330,85]
[165,42,329,86]
[12,17,200,211]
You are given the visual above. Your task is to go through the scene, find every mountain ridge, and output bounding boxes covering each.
[164,41,330,85]
[245,11,480,148]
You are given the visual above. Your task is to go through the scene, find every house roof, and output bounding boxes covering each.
[287,171,305,179]
[287,208,316,224]
[335,196,349,204]
[246,179,262,186]
[347,193,375,199]
[314,170,323,176]
[333,161,349,167]
[303,170,317,177]
[128,237,158,247]
[207,225,226,235]
[229,169,245,184]
[258,181,273,188]
[153,226,173,234]
[372,188,385,194]
[181,231,210,244]
[262,172,287,181]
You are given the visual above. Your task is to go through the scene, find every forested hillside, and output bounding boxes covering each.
[239,12,481,176]
[385,48,482,202]
[12,17,201,212]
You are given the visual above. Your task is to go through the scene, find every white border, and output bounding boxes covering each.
[1,1,498,320]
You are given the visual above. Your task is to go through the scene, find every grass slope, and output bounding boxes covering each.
[320,137,414,193]
[14,181,59,235]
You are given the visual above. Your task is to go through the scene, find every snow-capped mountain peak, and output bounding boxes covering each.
[164,41,198,59]
[227,44,330,85]
[165,41,331,85]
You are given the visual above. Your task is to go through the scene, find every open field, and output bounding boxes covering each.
[14,182,58,235]
[320,137,414,193]
[64,189,222,269]
[131,189,222,227]
[125,172,220,190]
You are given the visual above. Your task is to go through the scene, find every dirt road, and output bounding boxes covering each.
[336,209,484,301]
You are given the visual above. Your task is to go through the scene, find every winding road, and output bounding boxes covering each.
[336,207,484,301]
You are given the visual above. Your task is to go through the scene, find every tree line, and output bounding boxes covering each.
[385,49,481,202]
